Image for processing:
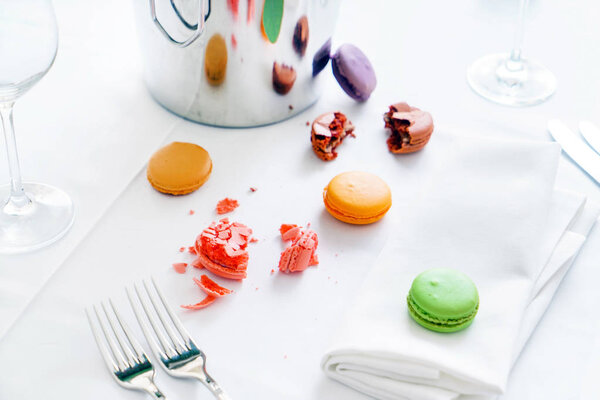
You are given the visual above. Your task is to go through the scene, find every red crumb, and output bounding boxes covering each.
[289,104,294,110]
[306,121,310,126]
[192,218,252,280]
[278,224,319,273]
[193,275,233,297]
[172,262,188,274]
[271,269,275,274]
[181,295,217,310]
[250,187,257,192]
[255,287,259,291]
[279,224,298,236]
[231,34,237,49]
[179,247,186,252]
[216,198,239,214]
[189,210,195,215]
[250,237,259,243]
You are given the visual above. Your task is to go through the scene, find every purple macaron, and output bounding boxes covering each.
[331,44,376,102]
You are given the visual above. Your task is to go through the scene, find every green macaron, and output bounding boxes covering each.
[407,268,479,333]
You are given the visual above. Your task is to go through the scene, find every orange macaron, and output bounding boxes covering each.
[147,142,212,195]
[323,171,392,224]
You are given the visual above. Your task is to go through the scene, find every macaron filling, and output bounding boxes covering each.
[407,294,478,328]
[323,190,391,222]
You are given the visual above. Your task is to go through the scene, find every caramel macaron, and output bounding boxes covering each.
[147,142,212,195]
[323,171,391,224]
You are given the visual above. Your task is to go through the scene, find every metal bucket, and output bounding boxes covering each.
[133,0,341,127]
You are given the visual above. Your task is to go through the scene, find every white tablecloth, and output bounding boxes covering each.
[0,0,599,399]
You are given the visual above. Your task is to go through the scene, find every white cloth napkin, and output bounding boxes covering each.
[321,134,600,400]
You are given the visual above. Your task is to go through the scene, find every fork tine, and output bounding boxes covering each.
[101,301,137,367]
[94,304,128,371]
[128,284,175,360]
[86,308,120,372]
[150,277,196,348]
[109,299,146,363]
[143,279,187,352]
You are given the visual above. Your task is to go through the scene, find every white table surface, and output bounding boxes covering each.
[1,0,600,399]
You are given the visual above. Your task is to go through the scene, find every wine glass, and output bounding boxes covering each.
[0,0,74,253]
[467,0,557,106]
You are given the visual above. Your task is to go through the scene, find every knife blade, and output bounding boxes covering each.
[547,119,600,185]
[579,120,600,156]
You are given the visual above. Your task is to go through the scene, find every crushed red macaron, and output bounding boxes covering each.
[278,224,319,273]
[216,198,239,214]
[192,218,252,280]
[193,275,233,297]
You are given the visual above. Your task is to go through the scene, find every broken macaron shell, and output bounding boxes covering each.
[216,197,239,214]
[311,112,355,161]
[193,275,233,297]
[384,102,434,154]
[278,224,319,273]
[181,295,218,310]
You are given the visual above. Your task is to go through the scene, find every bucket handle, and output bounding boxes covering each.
[149,0,211,47]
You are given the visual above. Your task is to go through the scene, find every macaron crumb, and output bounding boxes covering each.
[250,187,257,192]
[188,246,197,255]
[216,198,239,214]
[271,269,275,274]
[189,209,195,215]
[179,247,186,253]
[172,263,188,274]
[250,237,259,243]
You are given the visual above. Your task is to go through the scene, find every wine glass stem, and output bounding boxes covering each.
[0,103,32,215]
[508,0,529,70]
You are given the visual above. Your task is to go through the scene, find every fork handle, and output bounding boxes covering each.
[193,371,231,400]
[144,384,167,400]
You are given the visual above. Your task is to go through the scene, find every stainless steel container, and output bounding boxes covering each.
[133,0,341,127]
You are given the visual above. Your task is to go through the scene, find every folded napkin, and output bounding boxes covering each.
[321,133,600,400]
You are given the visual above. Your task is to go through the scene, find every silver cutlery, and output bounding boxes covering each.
[86,301,167,399]
[128,278,231,400]
[547,119,600,185]
[579,120,600,156]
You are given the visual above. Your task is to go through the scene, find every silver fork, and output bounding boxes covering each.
[85,301,167,399]
[128,278,231,400]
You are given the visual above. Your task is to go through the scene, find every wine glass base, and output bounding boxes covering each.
[467,53,557,107]
[0,182,74,254]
